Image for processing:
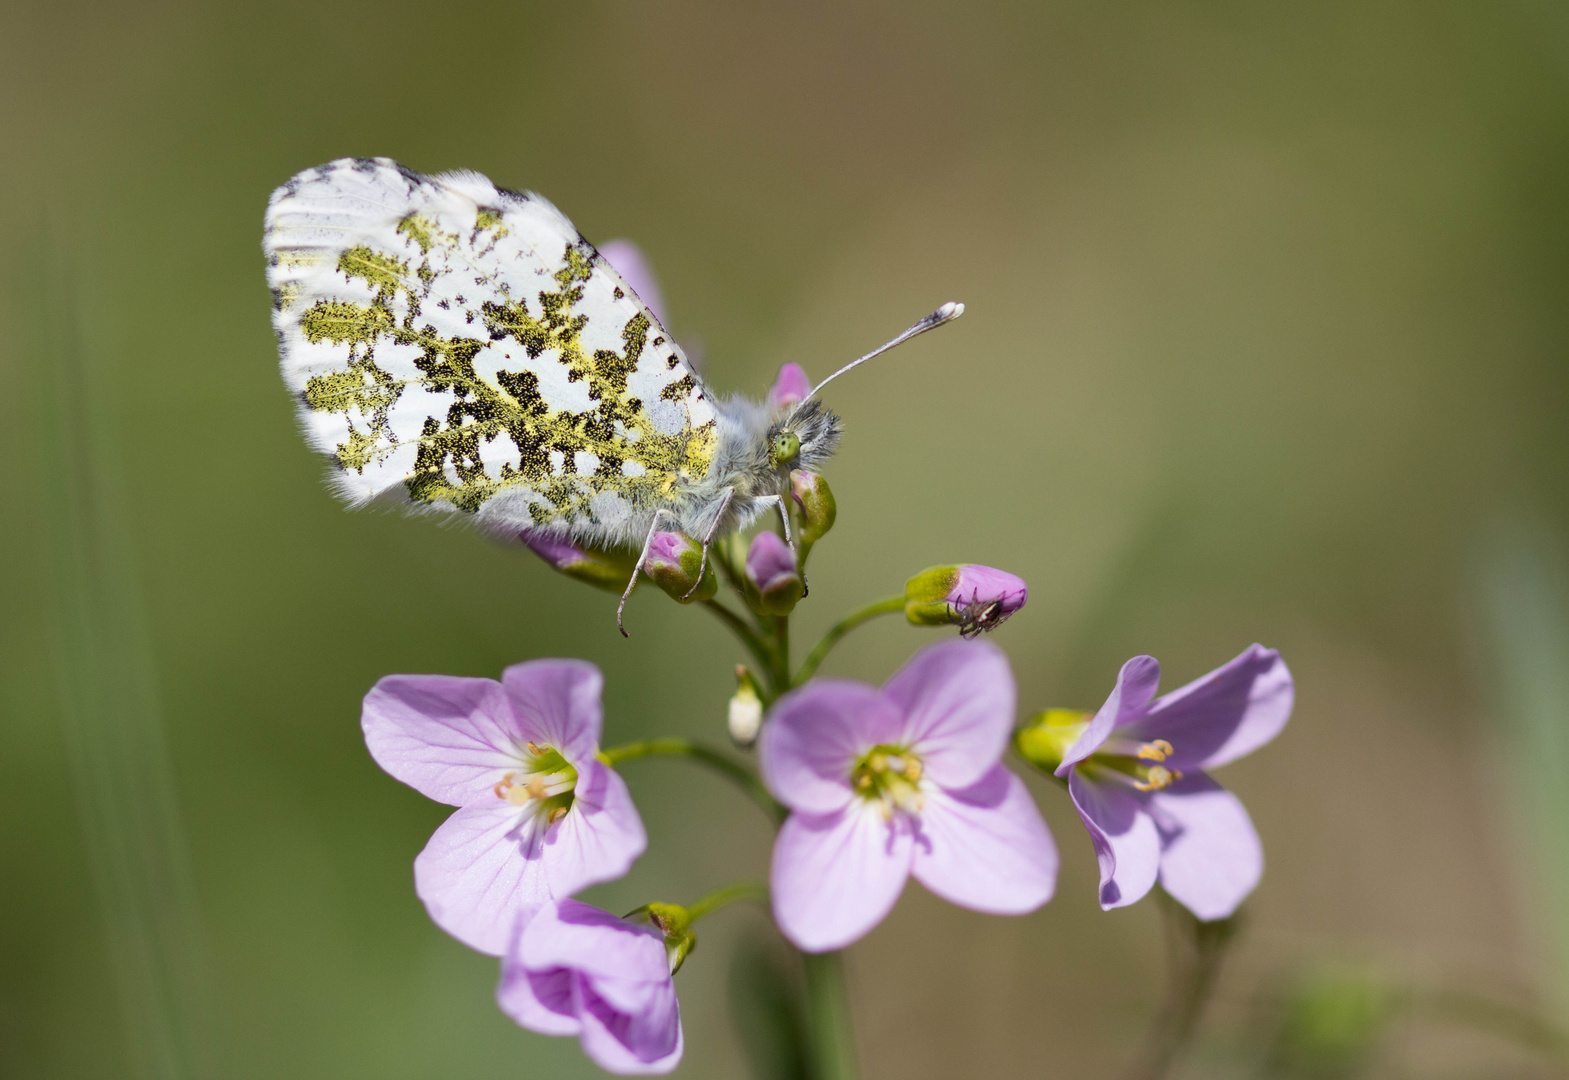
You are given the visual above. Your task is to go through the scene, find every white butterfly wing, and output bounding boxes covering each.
[264,157,717,537]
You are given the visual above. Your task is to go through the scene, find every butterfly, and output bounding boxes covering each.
[264,157,962,632]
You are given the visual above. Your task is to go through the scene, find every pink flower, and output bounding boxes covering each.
[498,899,683,1075]
[768,362,812,410]
[758,639,1057,952]
[904,564,1029,637]
[1054,645,1293,919]
[362,660,646,955]
[495,897,680,1073]
[598,239,668,328]
[745,531,804,615]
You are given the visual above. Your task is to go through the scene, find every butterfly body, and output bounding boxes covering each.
[264,157,838,556]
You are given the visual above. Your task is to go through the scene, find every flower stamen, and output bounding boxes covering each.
[1136,739,1175,762]
[850,744,926,819]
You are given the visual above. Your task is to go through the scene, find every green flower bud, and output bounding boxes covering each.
[1014,709,1092,774]
[789,469,837,546]
[625,902,698,974]
[520,529,638,593]
[729,665,764,747]
[643,531,718,604]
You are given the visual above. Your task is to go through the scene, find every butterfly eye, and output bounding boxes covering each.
[771,430,802,466]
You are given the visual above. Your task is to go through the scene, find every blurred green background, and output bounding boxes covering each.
[3,1,1569,1077]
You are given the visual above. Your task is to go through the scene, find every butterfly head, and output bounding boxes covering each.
[767,397,841,474]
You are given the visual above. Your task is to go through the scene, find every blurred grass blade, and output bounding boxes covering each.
[31,245,218,1079]
[728,939,809,1080]
[1475,517,1569,1020]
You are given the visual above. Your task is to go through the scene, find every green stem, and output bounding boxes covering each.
[1120,890,1241,1080]
[701,598,774,677]
[686,880,768,922]
[803,950,859,1080]
[601,738,786,824]
[794,596,905,686]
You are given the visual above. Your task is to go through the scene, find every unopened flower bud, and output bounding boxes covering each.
[520,529,637,593]
[729,665,764,747]
[1014,709,1092,775]
[625,902,697,974]
[745,532,804,616]
[643,531,718,603]
[767,362,812,410]
[904,564,1028,637]
[789,470,837,546]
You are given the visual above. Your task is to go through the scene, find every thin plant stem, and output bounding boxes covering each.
[687,880,769,923]
[602,738,786,824]
[701,598,774,679]
[794,596,905,686]
[803,950,860,1080]
[1120,890,1241,1080]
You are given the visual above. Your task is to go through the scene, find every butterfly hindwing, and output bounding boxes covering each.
[264,157,717,536]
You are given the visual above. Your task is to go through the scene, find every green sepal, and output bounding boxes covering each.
[1013,709,1092,774]
[625,902,698,974]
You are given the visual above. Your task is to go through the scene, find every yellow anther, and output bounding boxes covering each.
[869,753,888,772]
[494,772,518,800]
[548,805,569,824]
[526,741,544,756]
[1133,765,1181,792]
[1136,739,1175,762]
[905,759,923,782]
[505,785,531,805]
[855,772,874,790]
[525,775,548,800]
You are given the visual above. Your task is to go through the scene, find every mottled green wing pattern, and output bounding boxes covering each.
[264,157,717,535]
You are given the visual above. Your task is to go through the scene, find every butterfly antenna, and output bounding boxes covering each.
[787,301,965,423]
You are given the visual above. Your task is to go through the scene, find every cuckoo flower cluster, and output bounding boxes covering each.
[351,245,1295,1075]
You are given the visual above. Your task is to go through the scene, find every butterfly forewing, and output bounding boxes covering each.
[265,157,717,535]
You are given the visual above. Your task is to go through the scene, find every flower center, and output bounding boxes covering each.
[850,744,925,819]
[1089,737,1182,792]
[494,742,578,824]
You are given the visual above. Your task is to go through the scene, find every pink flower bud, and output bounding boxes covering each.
[767,363,812,410]
[643,531,717,603]
[904,564,1028,637]
[789,470,837,545]
[745,532,804,616]
[520,529,637,593]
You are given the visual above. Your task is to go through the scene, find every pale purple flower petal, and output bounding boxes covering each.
[499,659,603,765]
[1149,773,1263,920]
[885,638,1015,789]
[948,565,1028,621]
[760,681,902,813]
[910,764,1056,913]
[1056,655,1162,777]
[520,529,593,570]
[770,805,913,952]
[1125,644,1294,770]
[500,899,683,1075]
[1068,769,1161,910]
[415,799,548,955]
[598,239,668,327]
[362,675,519,805]
[537,760,647,904]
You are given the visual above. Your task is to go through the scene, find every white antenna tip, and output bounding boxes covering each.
[936,301,964,322]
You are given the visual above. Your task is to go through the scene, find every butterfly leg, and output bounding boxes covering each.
[680,487,735,602]
[618,508,683,637]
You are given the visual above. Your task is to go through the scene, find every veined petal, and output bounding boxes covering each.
[910,765,1056,914]
[362,675,520,805]
[760,681,901,813]
[1127,644,1293,770]
[500,659,605,766]
[519,899,669,984]
[497,907,581,1036]
[414,799,549,956]
[1056,655,1162,777]
[577,976,684,1075]
[884,639,1016,790]
[1067,768,1160,911]
[542,760,647,898]
[770,804,913,952]
[1149,772,1263,920]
